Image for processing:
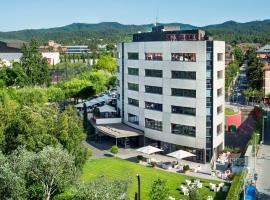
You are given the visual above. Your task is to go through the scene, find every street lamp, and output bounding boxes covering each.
[262,115,267,144]
[136,174,141,200]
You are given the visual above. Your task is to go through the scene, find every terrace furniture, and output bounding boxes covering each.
[181,187,189,196]
[196,182,203,189]
[207,196,213,200]
[215,186,221,192]
[185,179,192,186]
[209,183,216,191]
[219,182,225,188]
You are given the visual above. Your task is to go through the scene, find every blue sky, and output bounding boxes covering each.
[1,0,269,31]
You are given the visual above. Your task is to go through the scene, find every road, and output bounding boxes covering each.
[256,111,270,199]
[229,61,248,105]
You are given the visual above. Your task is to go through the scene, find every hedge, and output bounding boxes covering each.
[226,172,245,200]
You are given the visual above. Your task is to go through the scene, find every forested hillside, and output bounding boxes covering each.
[1,20,270,44]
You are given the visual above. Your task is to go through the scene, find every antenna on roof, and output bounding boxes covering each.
[154,9,159,26]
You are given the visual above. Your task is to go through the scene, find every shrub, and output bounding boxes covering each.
[137,155,143,161]
[188,186,201,200]
[224,146,241,154]
[87,148,93,157]
[110,145,119,154]
[183,165,190,172]
[149,179,169,200]
[150,161,157,167]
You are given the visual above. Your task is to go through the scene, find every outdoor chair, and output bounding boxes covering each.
[185,179,191,186]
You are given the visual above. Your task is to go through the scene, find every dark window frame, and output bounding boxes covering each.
[145,85,163,95]
[171,123,196,137]
[145,69,163,78]
[171,88,196,98]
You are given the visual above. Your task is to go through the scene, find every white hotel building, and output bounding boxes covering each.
[116,26,225,163]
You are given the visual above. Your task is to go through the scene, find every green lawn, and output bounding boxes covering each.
[82,157,228,200]
[225,108,238,116]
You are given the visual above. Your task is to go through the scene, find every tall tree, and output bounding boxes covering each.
[29,147,76,200]
[96,55,116,73]
[20,39,49,86]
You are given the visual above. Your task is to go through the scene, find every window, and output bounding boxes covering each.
[145,118,162,131]
[217,105,223,115]
[117,66,120,73]
[217,53,223,61]
[145,69,163,78]
[206,137,212,148]
[128,113,139,125]
[217,70,223,79]
[145,53,163,61]
[128,52,139,60]
[117,94,120,100]
[116,79,120,87]
[206,90,213,97]
[171,53,196,62]
[128,68,139,76]
[217,123,223,135]
[206,52,213,61]
[171,105,196,116]
[206,97,212,107]
[206,116,212,127]
[145,85,163,94]
[128,98,139,107]
[206,128,212,137]
[171,71,196,80]
[217,88,223,97]
[206,79,212,89]
[171,88,196,98]
[171,124,196,137]
[128,83,139,91]
[145,102,163,111]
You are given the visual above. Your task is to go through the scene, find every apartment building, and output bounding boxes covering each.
[116,25,225,163]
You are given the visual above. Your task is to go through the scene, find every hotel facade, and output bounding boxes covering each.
[116,26,225,163]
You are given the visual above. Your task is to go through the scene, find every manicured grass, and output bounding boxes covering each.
[225,108,238,116]
[82,157,228,200]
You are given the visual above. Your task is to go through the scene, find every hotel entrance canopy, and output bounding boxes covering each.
[95,123,143,139]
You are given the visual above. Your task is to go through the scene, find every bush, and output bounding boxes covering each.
[224,146,241,154]
[137,155,143,161]
[110,145,119,154]
[188,186,201,200]
[150,161,157,167]
[87,148,93,157]
[183,165,190,172]
[149,179,169,200]
[225,172,245,200]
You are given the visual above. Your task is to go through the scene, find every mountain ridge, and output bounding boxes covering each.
[1,20,270,44]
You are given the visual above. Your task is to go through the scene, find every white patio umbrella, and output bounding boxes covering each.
[167,150,196,160]
[136,145,163,155]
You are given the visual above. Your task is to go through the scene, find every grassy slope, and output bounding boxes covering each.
[82,157,228,200]
[225,108,238,116]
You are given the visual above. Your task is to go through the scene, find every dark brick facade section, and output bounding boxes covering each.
[133,25,207,42]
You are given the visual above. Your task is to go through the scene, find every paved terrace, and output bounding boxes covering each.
[84,140,223,182]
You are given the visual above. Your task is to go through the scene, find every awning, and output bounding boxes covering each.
[98,105,116,113]
[136,145,163,155]
[167,150,196,160]
[95,123,143,138]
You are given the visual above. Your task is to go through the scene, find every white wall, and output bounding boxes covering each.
[42,52,60,65]
[117,40,225,155]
